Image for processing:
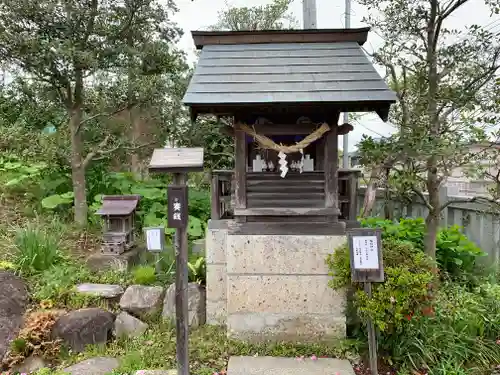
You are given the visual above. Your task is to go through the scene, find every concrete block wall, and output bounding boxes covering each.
[205,220,347,341]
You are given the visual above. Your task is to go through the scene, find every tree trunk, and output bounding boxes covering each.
[129,106,142,176]
[383,167,393,220]
[360,166,381,218]
[424,0,440,259]
[424,207,439,261]
[69,107,88,226]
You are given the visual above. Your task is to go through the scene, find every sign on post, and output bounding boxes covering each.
[348,228,384,283]
[347,228,384,375]
[167,185,188,229]
[144,226,165,252]
[148,147,204,375]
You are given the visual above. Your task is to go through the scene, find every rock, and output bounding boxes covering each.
[76,283,124,299]
[0,271,28,361]
[86,247,142,272]
[134,370,177,375]
[62,357,119,375]
[52,308,115,352]
[11,355,47,374]
[119,285,164,318]
[191,239,205,255]
[162,283,206,327]
[114,311,149,338]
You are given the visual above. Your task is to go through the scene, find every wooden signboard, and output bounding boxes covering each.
[149,147,204,173]
[347,228,384,283]
[167,185,188,229]
[347,227,384,375]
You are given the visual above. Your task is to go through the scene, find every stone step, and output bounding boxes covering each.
[227,356,355,375]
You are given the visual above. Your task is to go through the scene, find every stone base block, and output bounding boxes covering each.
[86,246,142,272]
[227,313,346,342]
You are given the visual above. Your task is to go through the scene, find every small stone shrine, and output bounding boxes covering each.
[182,28,396,340]
[95,195,140,255]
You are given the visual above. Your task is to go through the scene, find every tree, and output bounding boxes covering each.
[357,0,500,258]
[0,0,184,224]
[211,0,298,31]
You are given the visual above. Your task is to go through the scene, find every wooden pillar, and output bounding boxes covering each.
[324,121,340,221]
[233,122,247,222]
[210,172,221,220]
[348,171,360,220]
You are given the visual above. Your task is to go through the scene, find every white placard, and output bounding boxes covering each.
[145,228,163,251]
[352,235,379,270]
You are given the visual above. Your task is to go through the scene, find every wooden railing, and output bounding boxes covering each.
[210,169,361,221]
[210,170,233,219]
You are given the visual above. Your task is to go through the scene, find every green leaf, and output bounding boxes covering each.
[187,215,203,238]
[41,193,73,209]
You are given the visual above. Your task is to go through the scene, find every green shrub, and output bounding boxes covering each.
[13,221,63,274]
[188,256,206,285]
[392,283,500,371]
[31,261,129,304]
[359,217,486,282]
[328,224,500,372]
[132,265,157,285]
[327,237,436,336]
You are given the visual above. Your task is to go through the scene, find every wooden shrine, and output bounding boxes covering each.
[183,28,396,235]
[95,195,140,254]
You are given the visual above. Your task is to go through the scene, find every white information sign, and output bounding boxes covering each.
[145,227,163,252]
[352,235,379,270]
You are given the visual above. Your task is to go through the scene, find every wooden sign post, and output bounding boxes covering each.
[148,147,204,375]
[347,228,384,375]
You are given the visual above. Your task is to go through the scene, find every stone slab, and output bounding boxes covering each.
[206,299,227,325]
[76,283,124,299]
[134,370,177,375]
[227,235,346,274]
[227,275,345,315]
[206,226,228,264]
[206,264,226,302]
[227,356,355,375]
[62,357,120,375]
[227,313,346,341]
[86,247,143,272]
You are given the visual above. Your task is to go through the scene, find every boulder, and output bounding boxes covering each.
[114,311,149,338]
[162,283,206,327]
[0,271,28,361]
[52,308,115,352]
[62,357,119,375]
[135,370,177,375]
[76,283,124,299]
[119,285,164,318]
[11,355,47,374]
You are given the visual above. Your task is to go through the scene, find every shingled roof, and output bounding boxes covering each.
[182,28,396,121]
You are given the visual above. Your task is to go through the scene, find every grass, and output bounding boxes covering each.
[62,323,360,375]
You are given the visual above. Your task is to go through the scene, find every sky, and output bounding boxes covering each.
[170,0,500,152]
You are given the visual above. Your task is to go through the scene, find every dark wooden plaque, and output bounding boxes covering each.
[167,185,189,228]
[347,228,384,283]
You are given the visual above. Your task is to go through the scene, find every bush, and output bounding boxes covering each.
[327,237,436,336]
[327,222,500,373]
[359,217,486,282]
[13,221,63,274]
[392,283,500,372]
[132,265,157,285]
[31,261,129,305]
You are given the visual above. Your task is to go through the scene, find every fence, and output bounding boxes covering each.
[358,186,500,263]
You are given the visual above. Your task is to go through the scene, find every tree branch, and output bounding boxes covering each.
[75,104,130,134]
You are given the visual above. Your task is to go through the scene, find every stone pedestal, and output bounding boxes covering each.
[205,219,347,341]
[86,246,143,272]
